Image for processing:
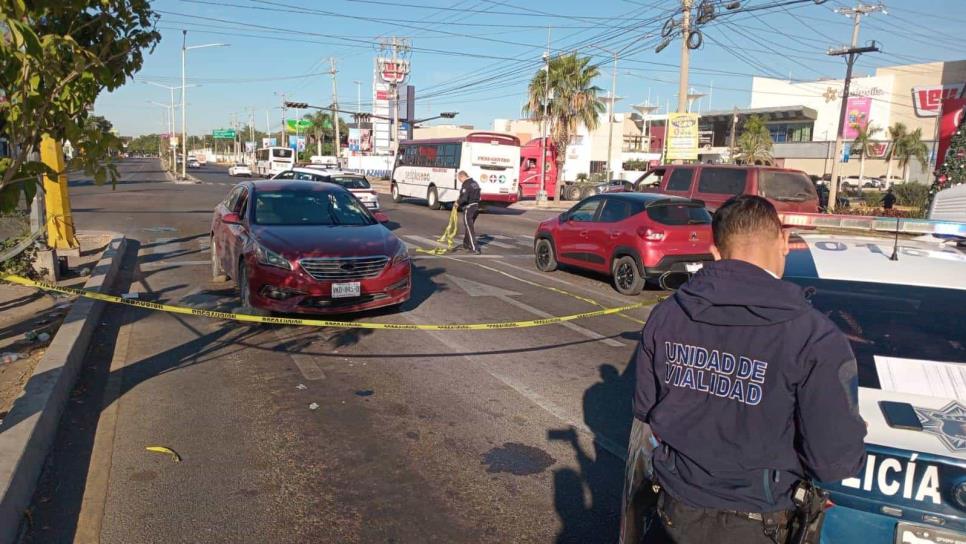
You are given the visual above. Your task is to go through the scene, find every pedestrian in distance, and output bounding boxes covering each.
[628,195,866,544]
[881,187,897,210]
[456,170,481,254]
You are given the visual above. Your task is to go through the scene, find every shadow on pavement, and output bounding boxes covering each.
[550,350,639,544]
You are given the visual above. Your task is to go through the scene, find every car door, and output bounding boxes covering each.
[224,186,251,274]
[556,197,604,267]
[213,186,243,275]
[592,197,635,272]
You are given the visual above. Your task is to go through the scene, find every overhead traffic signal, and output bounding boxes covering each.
[284,101,309,109]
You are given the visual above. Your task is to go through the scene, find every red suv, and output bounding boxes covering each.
[210,179,410,314]
[534,193,713,294]
[633,164,819,213]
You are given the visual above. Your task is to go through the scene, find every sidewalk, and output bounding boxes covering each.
[0,232,116,423]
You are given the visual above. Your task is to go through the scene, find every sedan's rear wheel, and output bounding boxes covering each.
[612,256,644,296]
[211,238,227,282]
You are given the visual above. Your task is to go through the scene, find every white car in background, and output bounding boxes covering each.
[272,167,381,210]
[228,163,252,177]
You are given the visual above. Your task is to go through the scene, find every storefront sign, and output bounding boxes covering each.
[913,83,966,117]
[843,96,872,139]
[665,113,699,161]
[937,98,966,167]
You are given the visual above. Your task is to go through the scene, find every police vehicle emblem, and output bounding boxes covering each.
[915,401,966,453]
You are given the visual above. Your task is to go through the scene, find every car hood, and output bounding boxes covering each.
[251,224,398,259]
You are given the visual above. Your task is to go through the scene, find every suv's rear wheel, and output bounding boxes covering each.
[612,256,644,295]
[534,238,557,272]
[427,186,441,210]
[391,181,403,203]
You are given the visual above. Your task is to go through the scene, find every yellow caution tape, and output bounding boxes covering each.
[145,445,182,462]
[414,204,460,256]
[1,273,648,331]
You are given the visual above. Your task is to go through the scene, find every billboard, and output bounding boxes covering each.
[288,135,306,152]
[664,113,699,161]
[913,83,966,118]
[843,96,872,139]
[261,137,277,148]
[372,58,410,155]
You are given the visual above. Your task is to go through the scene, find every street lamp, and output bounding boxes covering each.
[590,45,620,180]
[181,30,229,179]
[144,81,196,172]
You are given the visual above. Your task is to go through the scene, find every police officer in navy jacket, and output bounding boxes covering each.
[633,195,866,543]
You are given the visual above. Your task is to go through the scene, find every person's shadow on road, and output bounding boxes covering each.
[551,356,638,544]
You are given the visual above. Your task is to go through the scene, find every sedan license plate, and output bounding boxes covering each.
[331,282,361,299]
[895,523,966,544]
[685,262,704,273]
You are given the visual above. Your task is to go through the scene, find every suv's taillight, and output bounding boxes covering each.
[638,227,666,241]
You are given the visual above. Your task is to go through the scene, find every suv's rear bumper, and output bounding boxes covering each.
[643,254,714,277]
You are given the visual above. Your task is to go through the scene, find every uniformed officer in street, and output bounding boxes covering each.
[456,170,481,254]
[630,195,867,543]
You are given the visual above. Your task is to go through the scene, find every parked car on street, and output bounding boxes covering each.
[534,193,714,294]
[228,163,252,177]
[629,164,820,213]
[210,179,409,314]
[273,167,381,210]
[188,158,201,169]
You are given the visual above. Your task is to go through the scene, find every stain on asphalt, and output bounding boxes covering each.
[405,431,420,441]
[481,442,556,475]
[129,470,157,482]
[354,389,374,397]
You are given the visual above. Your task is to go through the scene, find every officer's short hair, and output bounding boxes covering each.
[457,170,469,178]
[712,195,782,252]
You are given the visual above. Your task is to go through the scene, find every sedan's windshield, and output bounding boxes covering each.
[783,277,966,390]
[254,190,374,226]
[325,176,371,190]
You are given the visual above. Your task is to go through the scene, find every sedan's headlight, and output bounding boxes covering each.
[254,242,292,270]
[391,243,410,265]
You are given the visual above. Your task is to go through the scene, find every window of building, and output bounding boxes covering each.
[767,122,813,143]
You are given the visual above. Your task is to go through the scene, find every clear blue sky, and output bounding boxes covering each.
[96,0,966,137]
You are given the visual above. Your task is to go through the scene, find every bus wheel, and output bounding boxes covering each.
[428,186,441,210]
[391,182,402,203]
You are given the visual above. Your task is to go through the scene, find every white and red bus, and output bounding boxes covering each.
[391,132,520,209]
[254,146,296,177]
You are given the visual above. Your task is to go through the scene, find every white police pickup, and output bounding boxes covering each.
[781,229,966,544]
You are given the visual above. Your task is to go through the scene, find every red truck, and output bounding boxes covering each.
[518,138,558,199]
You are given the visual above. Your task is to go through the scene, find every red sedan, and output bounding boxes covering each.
[210,180,411,314]
[534,193,714,294]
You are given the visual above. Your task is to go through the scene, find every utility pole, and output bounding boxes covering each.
[677,0,693,114]
[330,57,341,163]
[591,45,620,180]
[729,107,738,163]
[538,25,552,205]
[277,92,287,151]
[826,2,884,210]
[353,80,362,114]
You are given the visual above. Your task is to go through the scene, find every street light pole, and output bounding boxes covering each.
[353,80,362,114]
[180,31,229,179]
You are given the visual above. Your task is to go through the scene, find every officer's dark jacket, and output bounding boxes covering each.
[457,177,481,207]
[634,259,866,513]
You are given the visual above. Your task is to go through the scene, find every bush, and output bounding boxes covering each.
[836,207,916,218]
[892,183,930,208]
[861,191,882,207]
[623,159,648,171]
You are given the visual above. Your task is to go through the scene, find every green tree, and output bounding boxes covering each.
[523,53,605,200]
[736,115,773,165]
[851,123,880,184]
[0,1,160,211]
[127,133,162,156]
[298,111,348,159]
[897,128,929,183]
[883,122,907,185]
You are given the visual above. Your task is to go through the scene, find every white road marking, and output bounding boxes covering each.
[404,234,446,247]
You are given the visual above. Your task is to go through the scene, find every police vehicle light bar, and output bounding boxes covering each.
[779,213,966,238]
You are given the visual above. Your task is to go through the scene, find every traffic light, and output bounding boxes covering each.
[285,101,309,109]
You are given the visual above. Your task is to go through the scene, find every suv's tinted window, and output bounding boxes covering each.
[759,171,817,202]
[568,198,602,222]
[697,168,747,195]
[647,204,712,225]
[666,168,694,192]
[635,169,666,189]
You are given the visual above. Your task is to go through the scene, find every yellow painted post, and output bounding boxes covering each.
[40,135,79,250]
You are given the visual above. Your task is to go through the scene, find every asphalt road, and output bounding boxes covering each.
[24,159,667,544]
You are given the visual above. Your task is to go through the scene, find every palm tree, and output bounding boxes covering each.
[851,123,880,185]
[523,53,605,200]
[897,128,929,183]
[884,122,907,186]
[736,115,773,165]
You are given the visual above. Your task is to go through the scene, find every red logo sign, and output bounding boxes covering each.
[379,60,409,84]
[913,84,966,117]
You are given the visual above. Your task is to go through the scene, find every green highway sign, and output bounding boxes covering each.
[286,119,313,132]
[212,129,236,139]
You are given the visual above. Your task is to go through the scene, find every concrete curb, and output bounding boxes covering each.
[0,234,127,543]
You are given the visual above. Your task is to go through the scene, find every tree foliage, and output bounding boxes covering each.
[736,115,773,165]
[936,116,966,191]
[896,128,929,182]
[0,0,161,210]
[523,53,605,199]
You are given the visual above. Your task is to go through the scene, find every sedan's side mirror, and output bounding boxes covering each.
[223,212,241,225]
